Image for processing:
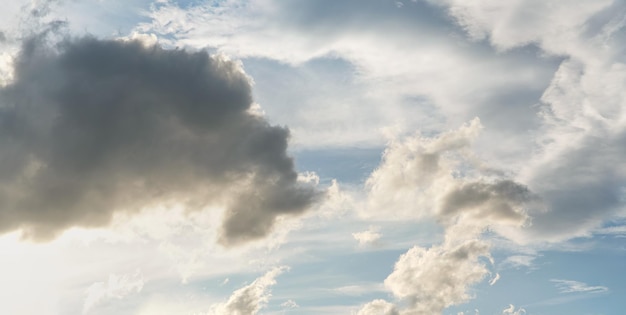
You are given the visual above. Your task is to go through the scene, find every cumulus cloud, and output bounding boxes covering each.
[355,299,399,315]
[0,34,319,245]
[384,236,491,315]
[83,271,144,313]
[501,304,526,315]
[364,118,483,220]
[209,266,286,315]
[439,180,531,226]
[358,120,535,314]
[364,118,532,230]
[352,226,381,246]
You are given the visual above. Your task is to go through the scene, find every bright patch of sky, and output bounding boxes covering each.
[0,0,625,314]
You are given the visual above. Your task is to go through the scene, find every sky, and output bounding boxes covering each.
[0,0,625,314]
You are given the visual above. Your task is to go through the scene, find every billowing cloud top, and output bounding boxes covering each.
[0,35,319,245]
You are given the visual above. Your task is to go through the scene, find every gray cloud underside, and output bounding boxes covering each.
[0,35,319,244]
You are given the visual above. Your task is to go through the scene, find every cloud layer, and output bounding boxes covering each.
[0,34,319,244]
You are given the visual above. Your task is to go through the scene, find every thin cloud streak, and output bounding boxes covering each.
[551,279,609,294]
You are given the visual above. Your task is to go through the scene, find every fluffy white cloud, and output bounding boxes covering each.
[357,120,534,314]
[83,271,145,313]
[384,237,490,314]
[208,266,286,315]
[364,118,532,230]
[355,299,399,315]
[352,226,382,246]
[502,304,526,315]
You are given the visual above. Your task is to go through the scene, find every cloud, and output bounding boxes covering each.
[439,180,531,226]
[432,0,614,55]
[550,279,609,294]
[333,283,386,296]
[501,255,537,270]
[209,266,286,315]
[355,299,399,315]
[83,271,144,313]
[504,60,626,243]
[489,272,500,286]
[501,304,526,315]
[0,34,319,245]
[352,226,382,246]
[363,118,482,220]
[364,118,532,230]
[280,299,298,309]
[431,0,626,244]
[136,0,556,150]
[384,237,491,314]
[135,0,626,246]
[357,119,536,314]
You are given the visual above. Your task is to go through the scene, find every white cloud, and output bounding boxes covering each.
[333,283,386,296]
[501,255,537,270]
[551,279,609,294]
[489,273,500,286]
[1,1,625,315]
[83,271,145,313]
[131,0,626,248]
[384,237,490,314]
[355,299,399,315]
[594,224,626,237]
[363,118,532,229]
[280,299,299,309]
[356,118,536,314]
[352,226,382,246]
[208,266,287,315]
[502,304,526,315]
[433,0,613,56]
[136,0,555,150]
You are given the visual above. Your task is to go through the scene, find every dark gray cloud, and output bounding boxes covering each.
[0,35,319,245]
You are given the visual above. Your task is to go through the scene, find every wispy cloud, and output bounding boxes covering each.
[501,255,538,270]
[332,283,385,296]
[551,279,609,294]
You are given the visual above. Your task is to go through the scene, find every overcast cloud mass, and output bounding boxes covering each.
[0,0,625,314]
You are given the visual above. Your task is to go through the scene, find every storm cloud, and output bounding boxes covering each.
[0,35,319,245]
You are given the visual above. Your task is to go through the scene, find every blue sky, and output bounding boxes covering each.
[0,0,625,314]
